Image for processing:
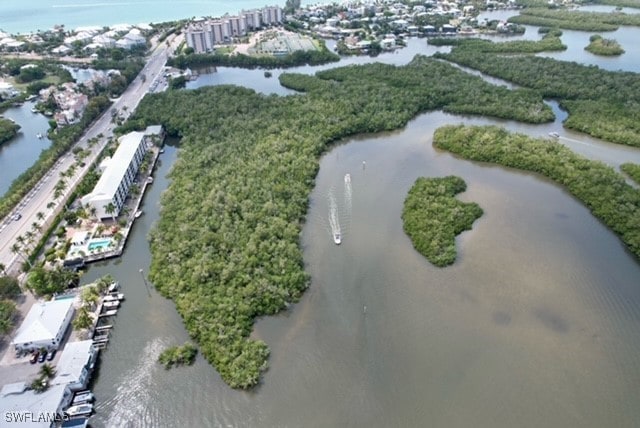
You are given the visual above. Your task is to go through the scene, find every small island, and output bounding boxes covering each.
[585,35,625,56]
[158,343,198,369]
[402,176,483,267]
[0,117,20,145]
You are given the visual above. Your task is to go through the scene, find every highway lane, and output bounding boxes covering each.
[0,35,182,274]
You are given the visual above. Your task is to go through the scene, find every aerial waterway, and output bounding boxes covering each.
[79,13,640,427]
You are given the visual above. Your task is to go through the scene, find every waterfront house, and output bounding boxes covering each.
[11,299,75,353]
[52,341,99,392]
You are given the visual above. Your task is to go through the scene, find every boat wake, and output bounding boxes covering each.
[99,337,166,428]
[344,173,352,217]
[329,192,341,245]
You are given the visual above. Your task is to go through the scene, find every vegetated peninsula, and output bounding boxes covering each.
[0,117,20,145]
[402,176,483,267]
[433,125,640,259]
[434,49,640,147]
[508,7,640,31]
[621,162,640,185]
[427,32,566,53]
[585,34,625,56]
[122,56,553,388]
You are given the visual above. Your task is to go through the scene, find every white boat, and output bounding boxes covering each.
[333,232,342,245]
[103,295,119,302]
[65,404,93,417]
[549,132,560,138]
[103,301,120,309]
[344,173,351,183]
[109,292,125,301]
[31,107,38,113]
[147,176,154,184]
[107,281,120,293]
[36,133,43,139]
[134,210,143,218]
[71,392,94,405]
[159,148,165,153]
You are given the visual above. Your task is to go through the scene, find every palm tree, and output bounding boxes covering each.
[24,230,35,248]
[10,243,32,269]
[104,202,117,223]
[46,201,56,210]
[15,235,25,246]
[72,307,93,331]
[31,222,42,234]
[0,263,6,276]
[81,286,99,309]
[39,363,56,379]
[36,211,45,222]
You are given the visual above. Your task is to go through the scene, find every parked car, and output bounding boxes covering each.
[12,213,21,221]
[30,352,39,364]
[38,351,47,363]
[46,349,57,361]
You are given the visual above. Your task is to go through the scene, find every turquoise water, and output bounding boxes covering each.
[0,0,287,34]
[88,239,111,251]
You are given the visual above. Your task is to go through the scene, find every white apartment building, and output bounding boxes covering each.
[185,5,283,53]
[81,131,150,220]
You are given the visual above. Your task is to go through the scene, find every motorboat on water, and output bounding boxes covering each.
[344,173,351,183]
[333,232,341,245]
[549,132,560,138]
[134,210,143,218]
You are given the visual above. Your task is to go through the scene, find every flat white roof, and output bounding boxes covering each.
[53,340,96,386]
[0,383,68,428]
[86,131,146,202]
[12,299,74,346]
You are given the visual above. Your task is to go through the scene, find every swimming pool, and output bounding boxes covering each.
[88,239,112,251]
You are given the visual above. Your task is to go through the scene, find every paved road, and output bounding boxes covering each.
[0,35,183,275]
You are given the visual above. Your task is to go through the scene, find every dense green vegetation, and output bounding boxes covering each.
[0,118,20,144]
[427,33,566,53]
[168,47,339,70]
[121,56,553,388]
[621,163,640,185]
[433,125,640,258]
[585,34,625,55]
[0,96,110,221]
[0,299,17,335]
[0,275,21,299]
[158,343,198,369]
[434,49,640,147]
[402,176,483,267]
[508,8,640,31]
[26,266,79,296]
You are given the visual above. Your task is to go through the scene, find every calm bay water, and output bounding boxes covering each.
[2,6,640,426]
[0,0,285,34]
[0,102,52,196]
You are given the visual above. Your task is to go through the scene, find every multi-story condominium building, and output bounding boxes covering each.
[225,15,247,38]
[242,9,263,30]
[81,131,150,220]
[185,23,212,52]
[185,5,283,53]
[262,6,283,26]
